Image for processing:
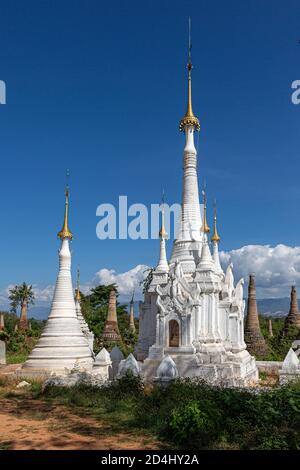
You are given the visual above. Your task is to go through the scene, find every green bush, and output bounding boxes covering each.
[168,400,221,447]
[34,370,300,449]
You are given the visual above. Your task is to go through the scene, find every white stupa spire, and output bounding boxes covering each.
[170,23,203,272]
[21,185,93,375]
[211,204,223,274]
[197,190,214,271]
[156,196,169,273]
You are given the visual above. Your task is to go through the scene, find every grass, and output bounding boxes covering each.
[6,351,28,364]
[29,374,300,450]
[2,372,300,450]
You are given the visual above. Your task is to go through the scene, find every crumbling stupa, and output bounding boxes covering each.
[244,274,268,357]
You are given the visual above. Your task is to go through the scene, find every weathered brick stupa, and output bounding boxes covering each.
[129,292,136,334]
[102,289,122,342]
[20,186,94,376]
[244,274,268,357]
[268,319,273,338]
[283,286,300,335]
[0,313,4,331]
[136,31,258,387]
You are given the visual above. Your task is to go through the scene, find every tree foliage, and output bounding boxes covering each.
[80,283,138,355]
[8,282,35,313]
[259,316,299,360]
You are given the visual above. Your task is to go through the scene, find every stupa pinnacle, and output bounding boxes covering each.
[57,186,73,240]
[211,203,223,274]
[156,195,169,273]
[21,185,93,376]
[170,19,202,274]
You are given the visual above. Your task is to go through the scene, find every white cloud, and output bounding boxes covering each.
[1,244,299,309]
[93,264,150,301]
[32,285,55,303]
[220,244,300,298]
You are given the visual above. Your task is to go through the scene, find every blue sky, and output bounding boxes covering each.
[0,0,300,299]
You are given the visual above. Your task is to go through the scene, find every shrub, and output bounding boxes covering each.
[168,400,221,447]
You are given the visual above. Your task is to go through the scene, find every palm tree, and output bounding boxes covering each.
[9,283,35,329]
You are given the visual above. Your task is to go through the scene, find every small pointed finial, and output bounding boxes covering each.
[188,17,192,66]
[57,171,73,240]
[159,191,168,239]
[179,18,200,132]
[75,266,81,301]
[130,289,135,304]
[212,200,220,243]
[201,185,210,234]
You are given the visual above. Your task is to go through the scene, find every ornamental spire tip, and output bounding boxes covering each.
[179,18,200,132]
[57,176,73,240]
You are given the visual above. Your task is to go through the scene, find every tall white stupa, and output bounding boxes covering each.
[136,33,258,386]
[21,186,94,376]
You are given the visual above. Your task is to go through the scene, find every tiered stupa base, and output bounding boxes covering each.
[102,321,121,343]
[141,347,258,387]
[244,331,268,357]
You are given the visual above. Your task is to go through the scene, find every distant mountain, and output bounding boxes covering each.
[252,298,290,318]
[0,298,291,321]
[130,299,291,319]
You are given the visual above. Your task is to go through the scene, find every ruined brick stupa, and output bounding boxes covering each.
[102,289,122,343]
[244,274,268,357]
[283,286,300,335]
[136,46,258,386]
[21,187,94,376]
[129,292,136,334]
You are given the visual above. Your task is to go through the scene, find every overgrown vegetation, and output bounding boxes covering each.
[259,316,299,361]
[38,375,300,450]
[80,283,138,355]
[0,282,138,363]
[0,312,45,363]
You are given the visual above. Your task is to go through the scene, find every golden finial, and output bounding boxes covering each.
[179,18,200,132]
[212,202,220,243]
[75,267,81,301]
[57,170,73,240]
[201,186,210,234]
[159,191,168,239]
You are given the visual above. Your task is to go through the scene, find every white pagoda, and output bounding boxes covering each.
[21,187,94,376]
[136,53,258,387]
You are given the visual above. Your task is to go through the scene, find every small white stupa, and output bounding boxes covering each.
[75,267,94,352]
[21,185,94,376]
